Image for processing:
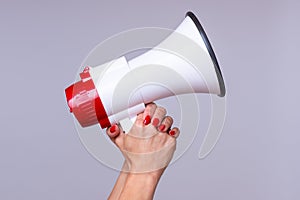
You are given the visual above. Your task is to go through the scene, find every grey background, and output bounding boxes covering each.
[0,0,299,199]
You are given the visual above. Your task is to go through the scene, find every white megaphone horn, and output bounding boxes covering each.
[65,11,226,131]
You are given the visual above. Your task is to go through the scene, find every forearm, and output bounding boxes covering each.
[108,171,128,200]
[119,173,161,200]
[108,163,130,200]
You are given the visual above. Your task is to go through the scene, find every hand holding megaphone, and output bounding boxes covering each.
[105,103,179,173]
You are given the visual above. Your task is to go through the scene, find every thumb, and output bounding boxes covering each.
[106,124,122,142]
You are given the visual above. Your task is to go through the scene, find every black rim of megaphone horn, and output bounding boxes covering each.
[186,11,226,97]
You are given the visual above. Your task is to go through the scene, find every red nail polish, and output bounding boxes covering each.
[169,130,175,136]
[143,115,151,125]
[152,118,159,126]
[110,125,117,133]
[158,124,165,132]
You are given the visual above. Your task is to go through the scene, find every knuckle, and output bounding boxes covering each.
[164,116,173,125]
[156,106,167,115]
[145,104,157,114]
[147,103,157,109]
[167,136,176,145]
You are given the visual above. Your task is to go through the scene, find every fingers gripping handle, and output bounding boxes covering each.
[109,103,145,132]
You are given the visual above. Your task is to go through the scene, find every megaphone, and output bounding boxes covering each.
[65,11,226,130]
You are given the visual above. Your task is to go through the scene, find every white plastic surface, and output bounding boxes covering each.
[88,14,222,129]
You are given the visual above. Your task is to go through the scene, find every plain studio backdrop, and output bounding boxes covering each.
[0,0,299,199]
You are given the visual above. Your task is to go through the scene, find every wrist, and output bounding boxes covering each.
[119,172,162,200]
[127,172,161,185]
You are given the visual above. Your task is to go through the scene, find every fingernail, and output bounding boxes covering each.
[110,125,117,133]
[169,130,175,136]
[158,124,165,132]
[152,118,159,126]
[143,115,151,125]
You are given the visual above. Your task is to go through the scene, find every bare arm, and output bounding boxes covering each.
[108,168,128,199]
[119,173,160,200]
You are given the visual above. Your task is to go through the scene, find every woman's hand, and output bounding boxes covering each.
[107,103,180,200]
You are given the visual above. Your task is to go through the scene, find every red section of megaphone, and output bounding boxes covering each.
[65,67,111,128]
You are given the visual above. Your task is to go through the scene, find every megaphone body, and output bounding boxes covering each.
[65,12,226,129]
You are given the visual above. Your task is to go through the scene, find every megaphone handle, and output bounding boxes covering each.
[119,116,137,133]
